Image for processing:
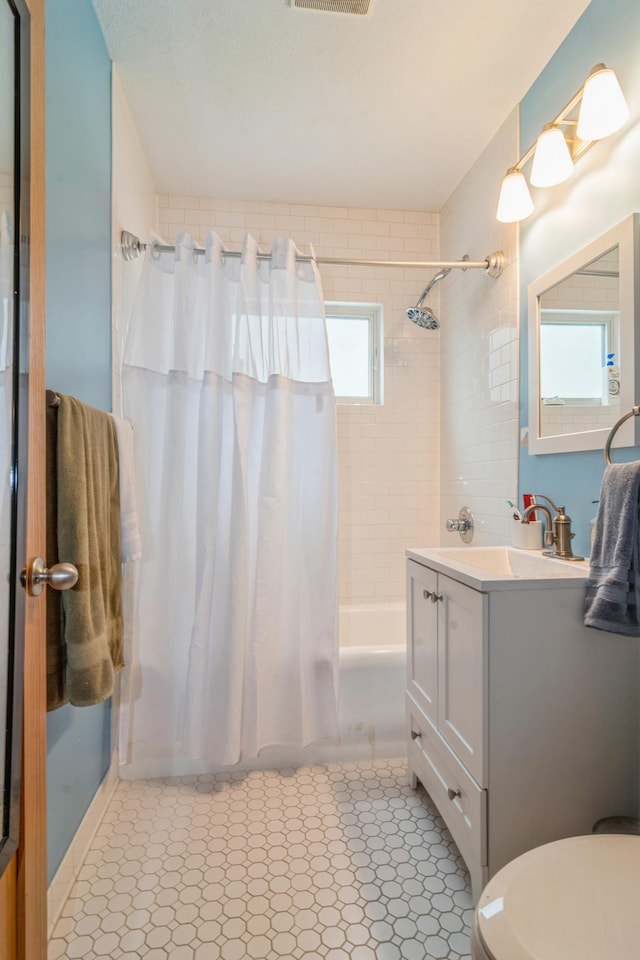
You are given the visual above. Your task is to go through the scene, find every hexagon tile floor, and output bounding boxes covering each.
[48,758,473,960]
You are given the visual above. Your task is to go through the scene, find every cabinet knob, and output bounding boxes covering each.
[430,593,443,603]
[447,787,461,801]
[410,730,421,741]
[423,589,432,600]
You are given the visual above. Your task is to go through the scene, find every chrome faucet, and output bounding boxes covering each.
[521,494,584,561]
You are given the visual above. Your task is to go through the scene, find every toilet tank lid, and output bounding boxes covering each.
[475,835,640,960]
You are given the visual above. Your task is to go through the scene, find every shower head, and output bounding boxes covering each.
[406,266,452,330]
[405,306,440,329]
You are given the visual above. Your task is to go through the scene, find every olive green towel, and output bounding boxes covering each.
[47,395,124,709]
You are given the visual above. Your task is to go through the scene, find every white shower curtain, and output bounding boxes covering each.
[121,231,338,767]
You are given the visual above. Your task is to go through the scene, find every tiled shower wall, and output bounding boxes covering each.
[112,68,158,417]
[157,198,442,605]
[439,111,519,544]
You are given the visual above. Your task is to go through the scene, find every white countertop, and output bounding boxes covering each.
[406,545,590,592]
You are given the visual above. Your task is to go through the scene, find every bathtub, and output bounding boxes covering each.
[121,601,407,778]
[339,600,406,648]
[337,643,406,760]
[334,601,406,759]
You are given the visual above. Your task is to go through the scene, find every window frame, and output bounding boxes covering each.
[324,301,383,405]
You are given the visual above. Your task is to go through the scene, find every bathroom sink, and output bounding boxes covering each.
[437,546,587,576]
[406,546,589,590]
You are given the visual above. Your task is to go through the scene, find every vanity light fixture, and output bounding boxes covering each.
[496,63,629,223]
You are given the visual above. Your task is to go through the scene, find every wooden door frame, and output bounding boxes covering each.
[17,0,47,956]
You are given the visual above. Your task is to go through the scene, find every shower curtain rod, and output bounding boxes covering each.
[120,231,505,278]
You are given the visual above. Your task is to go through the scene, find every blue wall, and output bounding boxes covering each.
[46,0,112,883]
[519,0,640,559]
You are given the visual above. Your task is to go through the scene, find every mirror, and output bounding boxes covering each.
[528,213,640,455]
[0,0,26,876]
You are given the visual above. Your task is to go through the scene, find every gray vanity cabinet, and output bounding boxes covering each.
[406,553,640,903]
[407,561,487,782]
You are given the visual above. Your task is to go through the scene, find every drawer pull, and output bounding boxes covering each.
[423,589,432,600]
[430,593,443,603]
[410,730,421,741]
[447,787,462,801]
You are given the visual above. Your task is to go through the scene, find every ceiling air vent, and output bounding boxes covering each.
[292,0,372,14]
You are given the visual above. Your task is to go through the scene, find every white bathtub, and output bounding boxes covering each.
[334,601,406,759]
[339,601,406,647]
[121,602,407,778]
[337,643,406,760]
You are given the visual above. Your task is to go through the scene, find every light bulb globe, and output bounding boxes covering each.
[496,169,534,223]
[530,126,574,188]
[577,65,629,141]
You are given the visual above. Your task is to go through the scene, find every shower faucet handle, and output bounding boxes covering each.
[446,518,467,532]
[446,507,474,543]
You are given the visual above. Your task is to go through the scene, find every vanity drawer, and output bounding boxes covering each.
[407,694,487,874]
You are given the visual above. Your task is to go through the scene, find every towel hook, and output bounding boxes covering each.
[604,405,640,464]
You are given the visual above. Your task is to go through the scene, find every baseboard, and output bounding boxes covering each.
[47,753,119,939]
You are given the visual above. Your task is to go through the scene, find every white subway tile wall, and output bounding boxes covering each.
[111,67,158,418]
[439,111,520,544]
[158,198,441,604]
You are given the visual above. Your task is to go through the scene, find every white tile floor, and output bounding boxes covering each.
[49,758,473,960]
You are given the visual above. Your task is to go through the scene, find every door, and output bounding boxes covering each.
[0,0,47,957]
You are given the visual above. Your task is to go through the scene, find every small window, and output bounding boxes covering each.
[325,302,383,404]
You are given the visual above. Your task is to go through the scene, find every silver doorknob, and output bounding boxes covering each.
[21,556,79,596]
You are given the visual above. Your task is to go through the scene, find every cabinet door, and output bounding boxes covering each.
[437,574,487,786]
[407,560,438,729]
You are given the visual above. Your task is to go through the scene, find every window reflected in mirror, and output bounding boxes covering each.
[539,247,620,438]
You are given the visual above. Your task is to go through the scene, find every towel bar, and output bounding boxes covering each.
[604,405,640,464]
[46,389,60,407]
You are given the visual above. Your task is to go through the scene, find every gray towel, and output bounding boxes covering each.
[584,462,640,635]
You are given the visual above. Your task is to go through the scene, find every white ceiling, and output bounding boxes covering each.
[92,0,593,211]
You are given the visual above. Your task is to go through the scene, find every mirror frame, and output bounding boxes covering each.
[528,212,640,455]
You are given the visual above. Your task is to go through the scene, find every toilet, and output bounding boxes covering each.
[471,834,640,960]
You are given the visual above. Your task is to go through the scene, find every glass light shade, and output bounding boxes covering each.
[530,126,574,187]
[577,65,629,141]
[496,169,534,223]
